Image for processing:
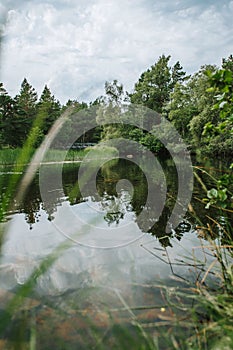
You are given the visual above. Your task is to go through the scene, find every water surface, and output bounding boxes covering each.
[0,155,230,348]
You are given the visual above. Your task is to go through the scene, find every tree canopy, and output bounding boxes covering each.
[130,55,187,113]
[0,54,232,156]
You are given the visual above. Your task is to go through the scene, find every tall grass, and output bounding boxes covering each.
[172,164,233,349]
[0,148,27,166]
[0,148,89,165]
[0,147,118,165]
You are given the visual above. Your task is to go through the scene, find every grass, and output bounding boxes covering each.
[0,148,25,166]
[0,145,119,165]
[174,165,233,349]
[171,242,233,349]
[42,145,118,162]
[0,148,88,165]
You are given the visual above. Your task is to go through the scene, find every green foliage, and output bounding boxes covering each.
[13,78,38,147]
[200,58,233,155]
[104,79,127,105]
[96,80,129,141]
[201,166,233,209]
[1,54,233,157]
[183,65,218,149]
[0,148,22,165]
[166,60,233,156]
[0,82,17,147]
[0,79,39,147]
[15,78,38,114]
[166,82,198,139]
[128,127,144,142]
[204,187,228,209]
[98,60,188,153]
[37,84,61,136]
[130,55,186,113]
[139,132,163,153]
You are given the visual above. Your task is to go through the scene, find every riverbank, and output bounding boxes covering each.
[0,146,120,166]
[0,148,87,166]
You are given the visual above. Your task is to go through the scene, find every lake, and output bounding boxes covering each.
[0,154,231,349]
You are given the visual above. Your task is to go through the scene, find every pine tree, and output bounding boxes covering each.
[171,61,187,88]
[13,78,38,146]
[15,78,37,115]
[37,85,61,135]
[0,83,17,147]
[130,55,186,113]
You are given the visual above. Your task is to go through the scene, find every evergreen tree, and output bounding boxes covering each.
[15,78,37,115]
[130,55,186,113]
[171,61,187,87]
[62,99,100,144]
[13,78,38,146]
[0,83,16,147]
[37,84,61,135]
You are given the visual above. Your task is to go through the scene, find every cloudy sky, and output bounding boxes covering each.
[0,0,233,104]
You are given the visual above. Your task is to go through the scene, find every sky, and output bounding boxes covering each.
[0,0,233,104]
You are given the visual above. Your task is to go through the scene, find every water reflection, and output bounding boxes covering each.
[6,157,185,244]
[0,157,199,285]
[1,156,229,348]
[2,155,229,248]
[0,158,195,255]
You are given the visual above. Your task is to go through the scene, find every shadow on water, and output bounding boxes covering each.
[0,155,232,349]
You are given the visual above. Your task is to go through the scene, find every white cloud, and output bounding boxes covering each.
[0,0,232,103]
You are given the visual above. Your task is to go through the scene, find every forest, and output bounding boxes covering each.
[0,53,233,157]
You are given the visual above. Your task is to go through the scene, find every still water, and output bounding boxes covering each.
[0,156,230,348]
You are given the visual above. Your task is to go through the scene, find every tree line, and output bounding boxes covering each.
[0,54,232,156]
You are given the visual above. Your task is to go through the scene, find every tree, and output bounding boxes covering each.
[15,78,38,118]
[104,79,128,105]
[222,54,233,72]
[185,65,219,149]
[130,55,187,113]
[63,99,101,144]
[165,82,197,140]
[171,61,187,87]
[202,63,233,156]
[13,78,38,147]
[0,83,16,147]
[96,80,128,141]
[37,85,61,135]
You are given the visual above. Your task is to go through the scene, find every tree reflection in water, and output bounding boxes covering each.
[6,156,195,248]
